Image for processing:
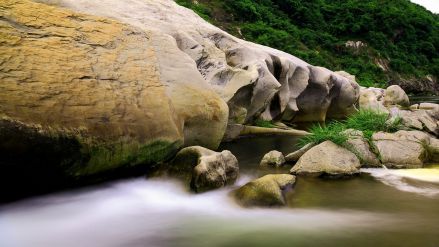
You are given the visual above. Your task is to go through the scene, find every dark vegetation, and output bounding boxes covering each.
[176,0,439,88]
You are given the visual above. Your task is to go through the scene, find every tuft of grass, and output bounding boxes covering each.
[254,119,277,128]
[298,121,348,147]
[345,110,403,133]
[298,109,404,147]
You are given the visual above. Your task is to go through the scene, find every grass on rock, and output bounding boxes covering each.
[298,109,403,147]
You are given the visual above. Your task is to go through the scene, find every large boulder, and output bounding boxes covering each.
[49,0,359,125]
[170,146,239,193]
[259,150,286,167]
[233,174,295,207]
[0,0,228,179]
[290,141,361,177]
[384,85,410,107]
[372,131,428,169]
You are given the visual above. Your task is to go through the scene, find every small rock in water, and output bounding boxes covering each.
[233,174,296,207]
[170,146,239,193]
[260,150,286,167]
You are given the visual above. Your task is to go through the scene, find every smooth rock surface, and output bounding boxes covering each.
[372,131,428,169]
[384,85,410,107]
[170,146,239,193]
[233,174,295,207]
[290,141,361,177]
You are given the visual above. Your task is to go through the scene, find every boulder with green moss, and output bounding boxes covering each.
[259,150,286,167]
[170,146,239,193]
[233,174,295,207]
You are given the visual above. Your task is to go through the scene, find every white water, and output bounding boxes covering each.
[363,168,439,197]
[0,176,396,247]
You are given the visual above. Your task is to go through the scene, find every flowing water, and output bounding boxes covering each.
[1,136,439,247]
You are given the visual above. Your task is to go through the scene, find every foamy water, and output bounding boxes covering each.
[0,176,395,247]
[362,168,439,197]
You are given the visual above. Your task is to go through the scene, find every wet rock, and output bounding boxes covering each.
[290,141,361,177]
[233,174,295,207]
[170,146,239,193]
[260,151,286,167]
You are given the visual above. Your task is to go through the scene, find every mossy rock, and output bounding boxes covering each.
[233,174,295,207]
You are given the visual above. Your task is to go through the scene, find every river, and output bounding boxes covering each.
[1,136,439,247]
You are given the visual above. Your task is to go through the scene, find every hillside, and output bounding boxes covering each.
[177,0,439,93]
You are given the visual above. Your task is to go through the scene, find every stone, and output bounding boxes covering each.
[233,174,296,207]
[343,129,381,167]
[372,131,428,169]
[50,0,359,125]
[285,143,314,163]
[384,85,410,107]
[0,0,228,177]
[389,107,439,135]
[170,146,239,193]
[359,87,388,113]
[290,141,361,177]
[260,150,286,167]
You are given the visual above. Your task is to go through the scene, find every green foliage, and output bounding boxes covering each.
[298,110,404,147]
[345,110,403,134]
[254,119,277,128]
[177,0,439,86]
[298,121,348,147]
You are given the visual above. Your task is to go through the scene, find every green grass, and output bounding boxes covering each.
[298,121,348,147]
[298,109,404,147]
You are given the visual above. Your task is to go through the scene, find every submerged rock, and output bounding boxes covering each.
[260,150,286,167]
[170,146,239,193]
[290,141,361,177]
[233,174,296,207]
